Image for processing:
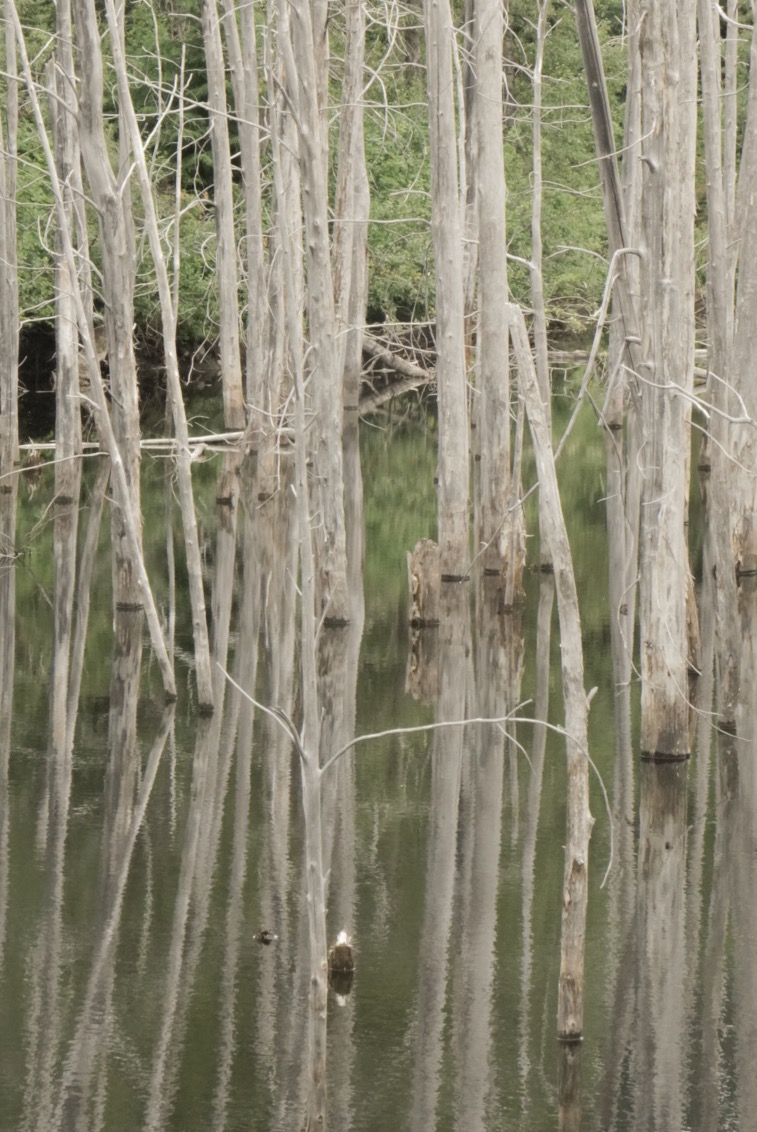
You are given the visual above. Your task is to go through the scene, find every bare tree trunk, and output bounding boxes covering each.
[269,45,329,1122]
[473,0,516,582]
[71,0,142,610]
[219,0,267,441]
[0,0,18,479]
[698,0,740,727]
[280,0,350,624]
[636,0,694,759]
[509,303,594,1040]
[11,0,176,699]
[332,0,369,392]
[201,0,246,429]
[424,0,469,579]
[103,0,214,708]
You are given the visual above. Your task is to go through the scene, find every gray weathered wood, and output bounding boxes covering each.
[508,303,594,1041]
[424,0,469,579]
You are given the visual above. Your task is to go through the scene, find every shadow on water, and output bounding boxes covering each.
[0,412,756,1129]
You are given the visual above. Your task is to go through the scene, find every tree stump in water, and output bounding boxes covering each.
[407,538,441,627]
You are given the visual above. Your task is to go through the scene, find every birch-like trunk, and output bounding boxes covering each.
[201,0,245,430]
[425,0,469,579]
[509,303,594,1040]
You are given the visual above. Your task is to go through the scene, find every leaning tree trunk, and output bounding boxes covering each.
[509,303,594,1041]
[424,0,469,580]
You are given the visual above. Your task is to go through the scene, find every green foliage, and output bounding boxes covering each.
[9,0,630,346]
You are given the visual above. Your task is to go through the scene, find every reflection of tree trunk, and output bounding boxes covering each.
[411,583,471,1130]
[423,0,469,579]
[730,584,757,1130]
[558,1043,581,1132]
[0,476,18,975]
[453,580,520,1129]
[635,761,688,1131]
[518,574,553,1110]
[23,478,84,1129]
[321,417,364,1127]
[146,482,241,1126]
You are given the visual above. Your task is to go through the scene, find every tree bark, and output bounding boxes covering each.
[219,0,267,439]
[473,0,515,581]
[424,0,469,579]
[103,0,215,708]
[201,0,246,430]
[636,0,694,759]
[281,0,350,623]
[0,0,18,480]
[509,303,594,1040]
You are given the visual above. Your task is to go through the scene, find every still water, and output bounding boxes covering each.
[0,399,750,1131]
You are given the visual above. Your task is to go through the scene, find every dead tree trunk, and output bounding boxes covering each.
[219,0,267,442]
[268,47,329,1123]
[636,0,694,759]
[201,0,246,430]
[0,1,18,480]
[71,0,143,610]
[509,303,594,1041]
[103,0,215,708]
[11,1,176,700]
[424,0,469,580]
[472,0,517,583]
[280,0,350,624]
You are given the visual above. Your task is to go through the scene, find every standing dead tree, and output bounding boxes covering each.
[278,0,351,625]
[9,0,177,700]
[201,0,246,430]
[424,0,469,581]
[576,0,695,760]
[635,0,696,760]
[0,0,18,484]
[71,0,145,611]
[219,0,268,445]
[472,0,522,590]
[102,0,215,709]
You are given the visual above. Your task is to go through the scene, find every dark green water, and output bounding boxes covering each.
[0,399,748,1131]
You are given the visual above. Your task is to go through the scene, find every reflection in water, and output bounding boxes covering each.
[3,417,757,1129]
[410,581,473,1132]
[519,573,553,1115]
[0,470,18,978]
